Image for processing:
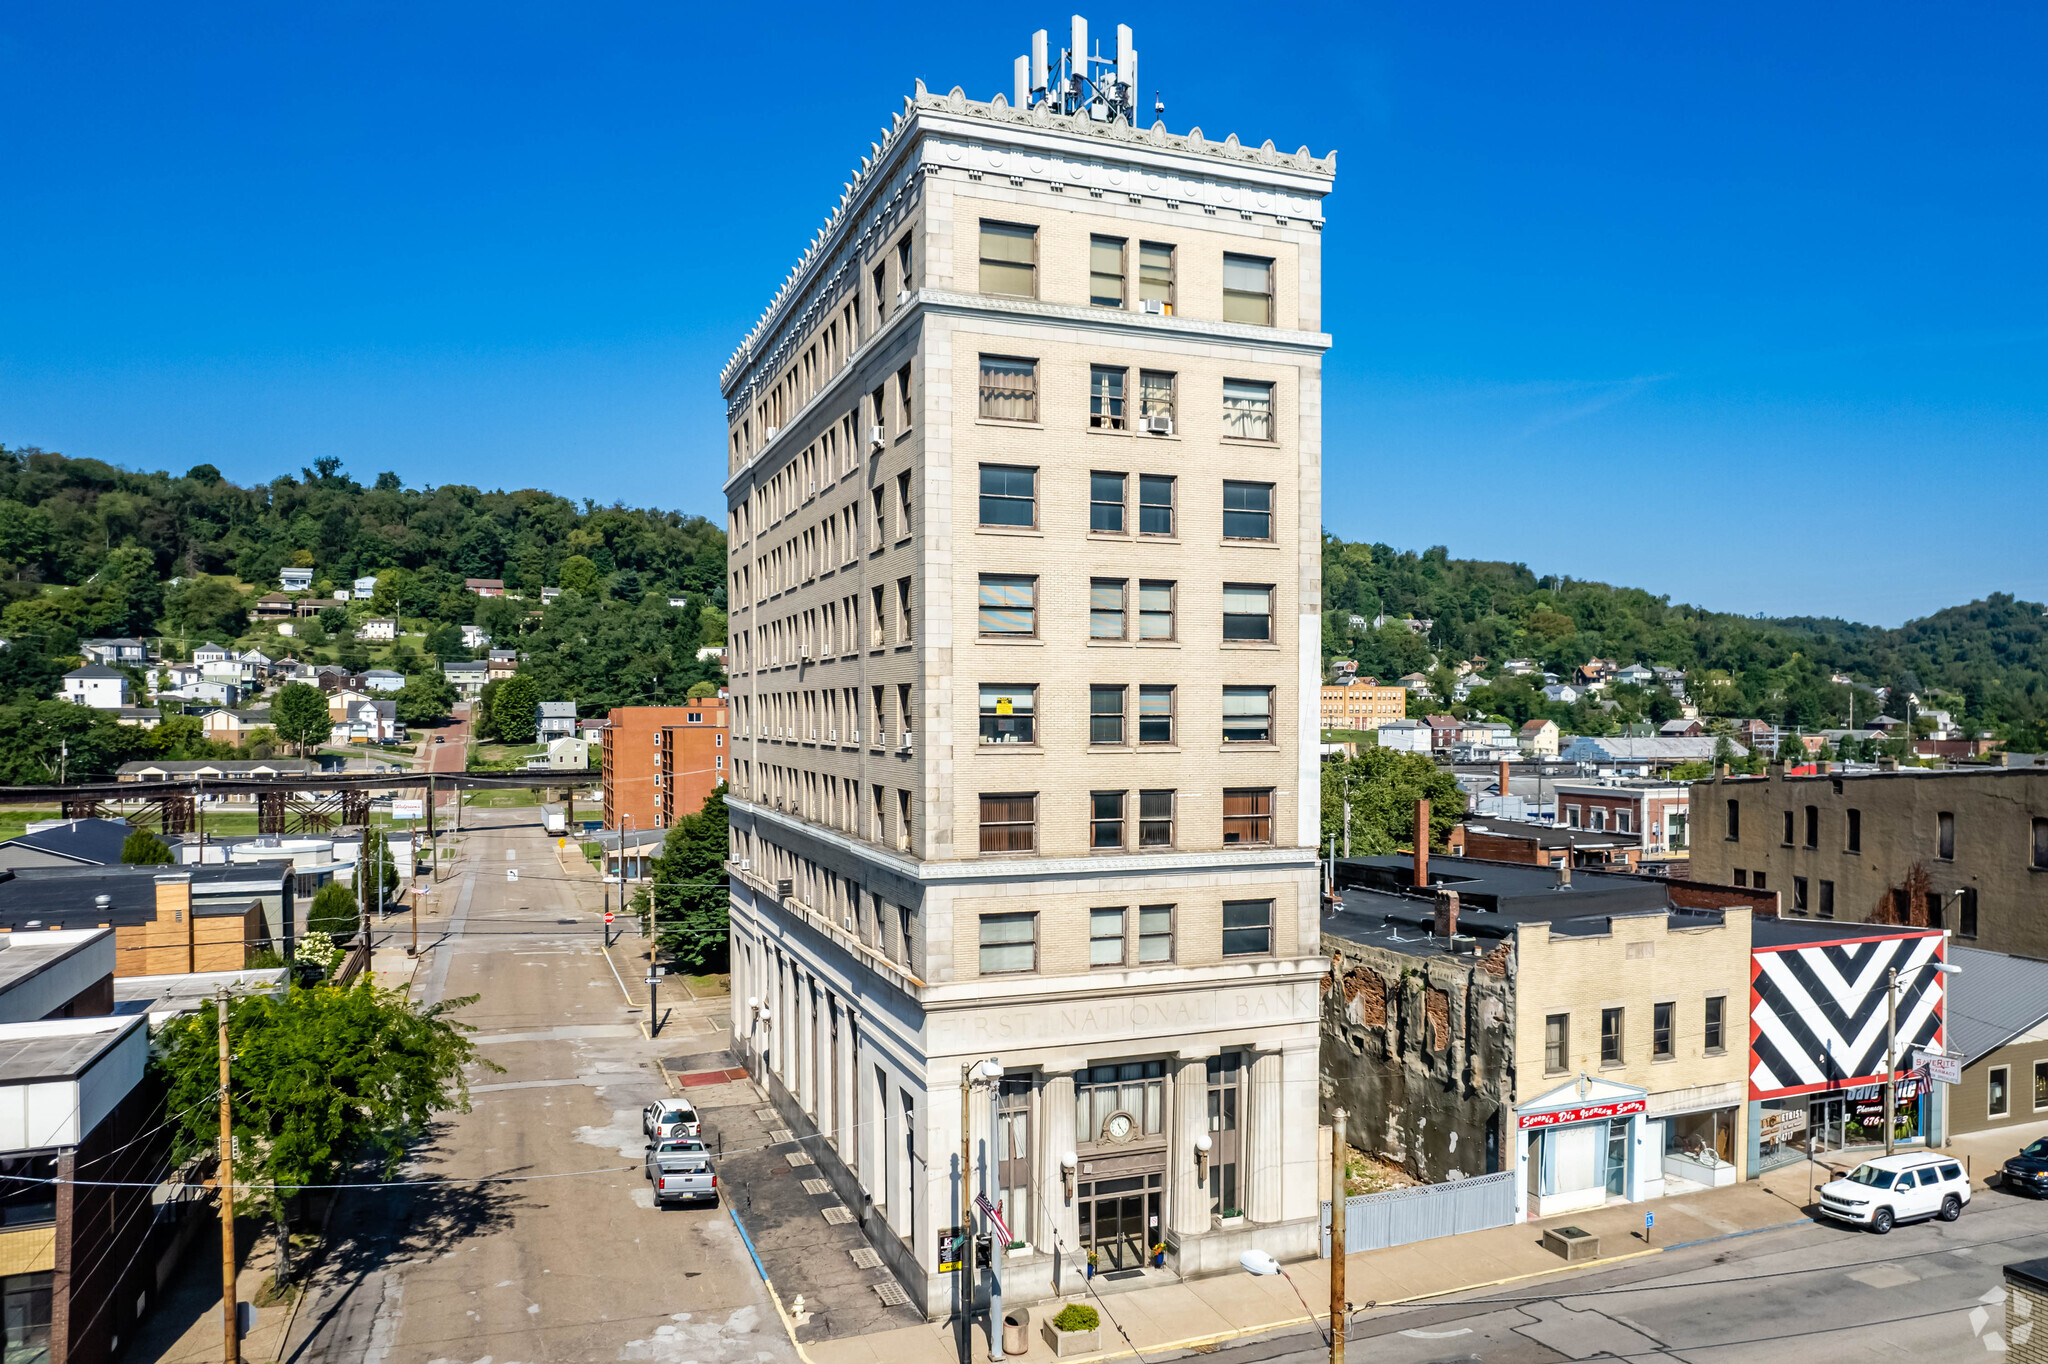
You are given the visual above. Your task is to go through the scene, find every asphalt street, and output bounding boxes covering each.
[1190,1185,2048,1363]
[283,803,794,1364]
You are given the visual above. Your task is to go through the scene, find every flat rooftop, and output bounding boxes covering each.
[0,1015,143,1084]
[1336,854,1672,915]
[1460,817,1641,851]
[113,967,289,1022]
[0,929,109,996]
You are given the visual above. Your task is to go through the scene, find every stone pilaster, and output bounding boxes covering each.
[1247,1048,1285,1223]
[1171,1056,1210,1238]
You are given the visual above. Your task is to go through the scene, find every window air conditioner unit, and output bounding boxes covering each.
[829,729,837,741]
[1143,415,1174,436]
[899,733,915,753]
[850,730,860,744]
[807,481,816,496]
[869,425,886,449]
[896,288,912,307]
[740,858,751,871]
[765,426,779,441]
[1140,299,1165,315]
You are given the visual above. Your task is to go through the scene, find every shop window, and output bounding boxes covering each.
[2036,1061,2048,1113]
[1990,1066,2011,1118]
[0,1272,51,1364]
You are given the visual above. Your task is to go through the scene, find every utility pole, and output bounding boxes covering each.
[217,984,240,1364]
[1885,968,1898,1159]
[986,1074,1003,1364]
[1330,1107,1347,1364]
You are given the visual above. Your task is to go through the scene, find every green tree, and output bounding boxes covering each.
[120,829,175,864]
[558,554,601,595]
[491,673,542,744]
[472,679,502,741]
[153,983,495,1283]
[394,668,455,727]
[646,786,731,971]
[272,682,332,754]
[307,880,359,940]
[165,575,249,641]
[686,680,720,700]
[1320,747,1466,857]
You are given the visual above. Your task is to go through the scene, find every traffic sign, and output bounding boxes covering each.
[506,869,519,882]
[604,911,615,925]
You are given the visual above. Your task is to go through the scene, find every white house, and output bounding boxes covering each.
[330,698,403,745]
[460,624,490,650]
[279,567,314,591]
[1613,663,1656,687]
[355,618,396,643]
[536,701,577,739]
[352,575,379,600]
[443,659,488,700]
[539,587,561,604]
[523,736,590,770]
[191,642,232,665]
[1542,683,1584,705]
[80,638,148,667]
[60,666,129,710]
[1377,719,1432,754]
[162,680,242,707]
[361,669,405,694]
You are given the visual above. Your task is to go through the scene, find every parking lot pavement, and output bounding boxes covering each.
[689,1072,927,1344]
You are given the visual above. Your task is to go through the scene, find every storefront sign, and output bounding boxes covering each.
[1519,1099,1645,1131]
[1926,1056,1962,1085]
[1760,1108,1808,1143]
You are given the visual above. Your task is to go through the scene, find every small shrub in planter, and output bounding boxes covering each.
[1046,1302,1102,1358]
[1052,1304,1099,1333]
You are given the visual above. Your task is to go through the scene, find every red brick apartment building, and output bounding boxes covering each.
[601,699,729,831]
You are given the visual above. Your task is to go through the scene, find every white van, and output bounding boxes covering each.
[1818,1152,1970,1233]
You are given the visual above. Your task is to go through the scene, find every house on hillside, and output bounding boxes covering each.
[460,624,490,650]
[1518,718,1560,758]
[444,659,488,700]
[487,649,519,682]
[279,567,314,591]
[1376,719,1431,754]
[1541,683,1584,705]
[1660,719,1705,738]
[62,666,130,710]
[352,575,378,600]
[537,701,577,739]
[1614,663,1655,687]
[80,638,148,667]
[465,578,505,597]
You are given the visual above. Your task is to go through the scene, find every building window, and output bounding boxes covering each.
[1565,804,1581,829]
[979,685,1036,745]
[1704,996,1726,1053]
[979,221,1037,296]
[978,356,1039,422]
[996,1075,1031,1239]
[1793,876,1809,915]
[1938,811,1955,861]
[1818,879,1835,920]
[1139,370,1175,426]
[1090,366,1128,430]
[1733,869,1747,887]
[1138,905,1173,963]
[1090,578,1127,638]
[978,464,1036,527]
[1545,1014,1568,1074]
[1590,809,1607,832]
[1138,580,1175,640]
[2036,1060,2048,1113]
[1138,789,1174,848]
[1222,788,1273,845]
[1805,805,1819,848]
[1222,253,1273,325]
[1753,871,1767,891]
[2035,818,2048,869]
[1138,686,1174,744]
[1222,585,1273,642]
[1079,1061,1166,1146]
[0,1272,52,1364]
[1847,808,1861,852]
[1600,1007,1624,1065]
[0,1156,57,1229]
[1090,472,1127,532]
[1781,810,1795,847]
[1726,799,1740,841]
[977,574,1037,637]
[1222,481,1274,540]
[1138,241,1174,313]
[1222,899,1273,956]
[979,911,1037,973]
[1959,887,1979,938]
[1138,474,1175,535]
[1221,379,1274,441]
[1652,1002,1674,1060]
[979,794,1038,854]
[1091,792,1125,849]
[1089,235,1126,307]
[1090,685,1126,744]
[1223,686,1273,743]
[1090,907,1126,964]
[897,234,913,290]
[1990,1065,2011,1118]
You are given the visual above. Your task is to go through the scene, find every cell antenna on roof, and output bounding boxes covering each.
[1013,15,1148,125]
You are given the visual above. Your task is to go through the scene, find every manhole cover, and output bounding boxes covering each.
[873,1282,910,1307]
[822,1206,854,1224]
[769,1129,795,1143]
[785,1152,815,1168]
[802,1179,832,1195]
[849,1248,882,1269]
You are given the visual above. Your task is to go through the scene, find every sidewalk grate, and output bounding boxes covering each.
[755,1108,776,1122]
[785,1152,815,1168]
[822,1206,854,1225]
[849,1248,882,1269]
[873,1282,910,1307]
[802,1179,832,1195]
[769,1129,795,1143]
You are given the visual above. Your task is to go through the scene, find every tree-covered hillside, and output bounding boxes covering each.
[1321,533,2046,748]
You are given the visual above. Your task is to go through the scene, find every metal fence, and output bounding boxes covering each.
[1319,1170,1517,1257]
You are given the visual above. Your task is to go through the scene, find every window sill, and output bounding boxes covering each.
[977,636,1045,646]
[1137,533,1181,544]
[1704,1048,1727,1058]
[1087,639,1181,649]
[977,743,1043,753]
[974,419,1045,431]
[1221,743,1280,752]
[976,526,1045,539]
[1218,437,1280,449]
[1219,540,1281,550]
[1220,641,1280,650]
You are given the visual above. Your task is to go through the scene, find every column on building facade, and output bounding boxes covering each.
[1170,1056,1210,1239]
[1035,1071,1081,1270]
[1246,1048,1285,1224]
[816,989,834,1138]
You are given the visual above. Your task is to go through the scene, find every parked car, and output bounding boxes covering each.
[2002,1138,2048,1197]
[646,1145,717,1207]
[642,1100,701,1141]
[1818,1153,1970,1233]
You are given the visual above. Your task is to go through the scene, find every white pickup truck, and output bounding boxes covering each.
[645,1138,716,1207]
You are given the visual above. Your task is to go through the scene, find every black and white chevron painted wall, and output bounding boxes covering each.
[1750,930,1946,1098]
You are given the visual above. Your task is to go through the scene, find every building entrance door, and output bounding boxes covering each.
[1807,1097,1845,1152]
[1076,1175,1162,1270]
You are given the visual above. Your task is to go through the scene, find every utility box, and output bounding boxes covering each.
[1543,1225,1599,1262]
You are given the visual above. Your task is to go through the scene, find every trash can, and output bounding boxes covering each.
[1002,1307,1029,1356]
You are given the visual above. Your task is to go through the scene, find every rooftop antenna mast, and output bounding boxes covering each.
[1015,16,1145,124]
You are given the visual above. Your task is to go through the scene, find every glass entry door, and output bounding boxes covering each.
[1604,1118,1630,1197]
[1077,1175,1162,1270]
[1807,1097,1845,1152]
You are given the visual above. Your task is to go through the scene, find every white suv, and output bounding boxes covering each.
[1818,1153,1970,1234]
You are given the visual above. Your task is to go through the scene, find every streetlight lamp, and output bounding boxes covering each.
[1886,959,1961,1157]
[1238,1249,1329,1349]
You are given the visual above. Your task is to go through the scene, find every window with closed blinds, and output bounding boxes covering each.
[978,356,1038,422]
[1090,236,1126,307]
[1091,472,1126,532]
[977,574,1037,636]
[1222,253,1273,325]
[979,794,1038,854]
[1138,580,1174,639]
[1222,788,1273,844]
[1090,685,1126,744]
[1139,789,1174,847]
[978,464,1036,526]
[1139,242,1174,311]
[979,912,1037,972]
[979,221,1037,296]
[1090,907,1125,963]
[1138,685,1174,744]
[1221,899,1272,956]
[1090,578,1127,638]
[1222,380,1274,440]
[1222,585,1272,641]
[1222,686,1273,743]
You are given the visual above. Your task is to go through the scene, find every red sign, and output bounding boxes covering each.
[1519,1099,1646,1131]
[604,912,615,924]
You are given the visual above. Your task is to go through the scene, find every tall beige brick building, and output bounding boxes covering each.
[719,38,1335,1314]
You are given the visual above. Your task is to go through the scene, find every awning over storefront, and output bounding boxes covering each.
[1516,1075,1649,1130]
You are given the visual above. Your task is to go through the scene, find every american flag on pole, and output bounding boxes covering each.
[974,1193,1014,1247]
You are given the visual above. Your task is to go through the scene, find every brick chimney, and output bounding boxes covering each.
[1413,798,1431,888]
[1498,759,1512,806]
[1557,843,1573,889]
[1434,888,1460,938]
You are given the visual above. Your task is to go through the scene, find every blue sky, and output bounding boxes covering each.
[2,4,2042,626]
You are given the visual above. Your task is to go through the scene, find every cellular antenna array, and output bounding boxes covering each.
[1011,16,1150,125]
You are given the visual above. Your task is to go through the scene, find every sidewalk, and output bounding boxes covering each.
[807,1178,1814,1364]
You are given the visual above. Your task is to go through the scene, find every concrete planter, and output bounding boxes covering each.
[1044,1322,1101,1357]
